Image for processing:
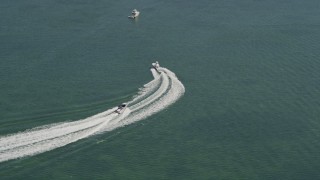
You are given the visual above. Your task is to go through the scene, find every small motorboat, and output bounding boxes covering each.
[115,103,127,114]
[152,61,160,72]
[128,9,140,19]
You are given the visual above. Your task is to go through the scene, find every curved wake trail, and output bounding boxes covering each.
[114,68,185,128]
[0,66,185,163]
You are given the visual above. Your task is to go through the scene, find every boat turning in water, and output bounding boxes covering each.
[115,103,127,114]
[152,61,160,72]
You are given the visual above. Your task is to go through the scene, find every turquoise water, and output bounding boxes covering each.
[1,0,320,179]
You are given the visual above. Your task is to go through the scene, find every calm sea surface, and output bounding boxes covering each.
[1,0,320,179]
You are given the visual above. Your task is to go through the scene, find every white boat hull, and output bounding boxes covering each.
[128,10,140,19]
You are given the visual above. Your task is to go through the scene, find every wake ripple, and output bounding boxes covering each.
[0,66,185,163]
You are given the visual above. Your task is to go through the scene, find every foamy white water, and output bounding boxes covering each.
[0,66,185,163]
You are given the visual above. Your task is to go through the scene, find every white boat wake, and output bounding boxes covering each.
[0,66,185,163]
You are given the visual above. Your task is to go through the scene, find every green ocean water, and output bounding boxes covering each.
[1,0,320,179]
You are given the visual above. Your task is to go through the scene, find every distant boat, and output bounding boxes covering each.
[128,9,140,19]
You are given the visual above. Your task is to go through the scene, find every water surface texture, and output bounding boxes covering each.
[1,0,320,179]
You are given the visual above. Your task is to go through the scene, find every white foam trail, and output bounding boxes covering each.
[98,67,185,132]
[130,70,169,111]
[0,66,184,163]
[127,68,161,106]
[0,112,118,162]
[0,108,116,151]
[117,68,185,127]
